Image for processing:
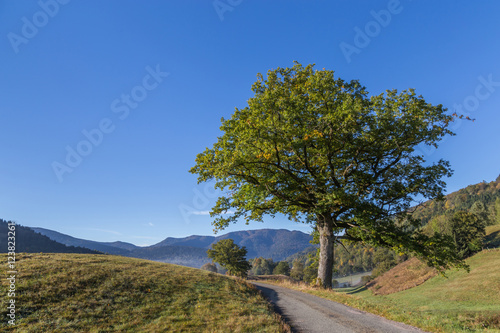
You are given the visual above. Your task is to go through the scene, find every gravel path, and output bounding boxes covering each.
[252,282,428,333]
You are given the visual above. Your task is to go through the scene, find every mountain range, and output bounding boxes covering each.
[26,227,315,268]
[0,219,100,254]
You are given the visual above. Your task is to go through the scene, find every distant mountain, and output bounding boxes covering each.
[153,235,216,248]
[153,229,314,261]
[0,219,100,254]
[102,241,140,251]
[30,226,315,268]
[31,227,135,255]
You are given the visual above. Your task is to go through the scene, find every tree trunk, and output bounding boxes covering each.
[317,214,334,289]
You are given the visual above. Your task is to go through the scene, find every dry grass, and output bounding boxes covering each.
[0,253,288,332]
[247,275,297,283]
[367,257,437,295]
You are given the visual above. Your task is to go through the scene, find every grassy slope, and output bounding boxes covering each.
[359,249,500,332]
[263,225,500,333]
[264,249,500,332]
[367,257,437,295]
[0,253,285,333]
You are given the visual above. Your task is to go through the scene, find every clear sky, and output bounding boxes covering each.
[1,0,499,246]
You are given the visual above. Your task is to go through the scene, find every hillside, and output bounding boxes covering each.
[413,175,500,226]
[30,227,137,255]
[371,249,500,332]
[0,253,285,332]
[0,220,100,254]
[366,257,437,295]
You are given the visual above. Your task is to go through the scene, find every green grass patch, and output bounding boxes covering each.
[0,253,286,332]
[264,249,500,332]
[485,225,500,248]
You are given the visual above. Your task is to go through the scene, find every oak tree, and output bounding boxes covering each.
[191,62,464,288]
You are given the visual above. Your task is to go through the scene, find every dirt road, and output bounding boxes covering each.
[253,282,427,333]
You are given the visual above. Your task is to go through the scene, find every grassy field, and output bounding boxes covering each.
[264,248,500,332]
[0,253,287,332]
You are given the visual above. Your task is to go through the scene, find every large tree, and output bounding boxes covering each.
[191,62,464,288]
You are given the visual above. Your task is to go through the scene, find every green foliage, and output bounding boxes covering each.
[290,259,305,280]
[450,211,486,259]
[424,214,451,236]
[415,177,500,226]
[249,257,276,276]
[303,262,318,284]
[273,261,290,276]
[201,262,218,273]
[289,240,403,279]
[207,239,251,278]
[494,197,500,225]
[191,62,464,287]
[470,201,491,226]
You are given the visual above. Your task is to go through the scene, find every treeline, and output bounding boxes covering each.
[417,176,500,258]
[0,219,101,254]
[414,176,500,226]
[286,242,402,282]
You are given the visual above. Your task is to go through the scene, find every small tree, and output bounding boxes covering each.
[273,261,290,276]
[303,262,318,284]
[450,211,485,259]
[290,259,305,280]
[201,262,218,273]
[207,239,251,278]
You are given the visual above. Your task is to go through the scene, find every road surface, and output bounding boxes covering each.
[252,282,427,333]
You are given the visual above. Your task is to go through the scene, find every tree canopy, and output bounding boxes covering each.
[207,239,251,278]
[450,211,486,259]
[191,62,465,288]
[273,261,291,276]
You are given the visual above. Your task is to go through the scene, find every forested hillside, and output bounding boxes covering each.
[414,175,500,226]
[0,219,100,254]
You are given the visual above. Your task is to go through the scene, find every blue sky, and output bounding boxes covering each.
[1,0,499,246]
